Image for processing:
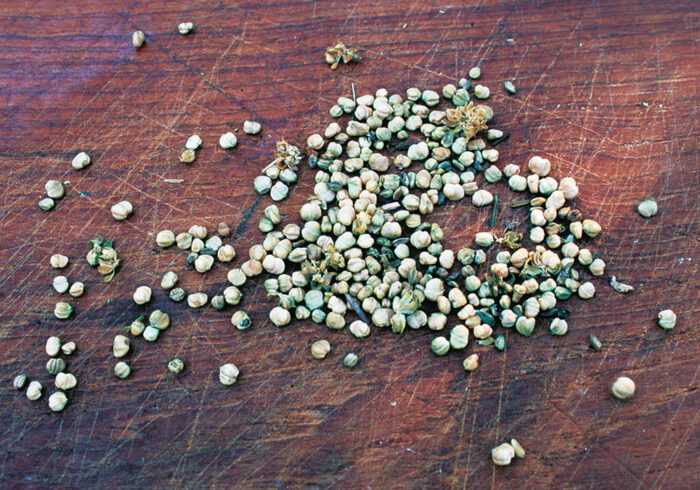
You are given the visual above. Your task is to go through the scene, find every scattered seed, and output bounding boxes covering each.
[611,376,635,400]
[71,151,91,170]
[588,334,602,351]
[610,275,634,293]
[343,353,359,368]
[637,198,658,218]
[311,340,331,359]
[178,22,194,35]
[132,30,145,48]
[114,361,131,379]
[168,358,185,374]
[219,363,240,385]
[657,309,676,330]
[48,391,68,412]
[13,374,27,390]
[219,132,238,149]
[504,80,516,94]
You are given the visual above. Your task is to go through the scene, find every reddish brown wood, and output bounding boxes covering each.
[1,0,698,487]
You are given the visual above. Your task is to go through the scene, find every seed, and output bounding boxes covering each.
[55,372,77,390]
[48,391,68,412]
[156,230,176,247]
[491,443,515,466]
[113,335,130,358]
[270,181,289,201]
[143,325,160,341]
[311,340,331,359]
[582,219,602,237]
[657,309,676,330]
[61,341,77,355]
[53,275,69,294]
[110,200,133,220]
[449,325,469,349]
[68,281,84,297]
[243,120,262,134]
[38,198,55,211]
[46,336,61,356]
[349,320,371,338]
[176,232,193,249]
[194,254,215,273]
[185,134,202,150]
[462,354,479,371]
[589,334,602,351]
[114,361,131,378]
[180,149,196,163]
[231,310,251,330]
[187,292,208,308]
[269,306,291,327]
[13,374,27,390]
[504,80,516,94]
[54,302,73,319]
[468,66,481,79]
[26,380,43,400]
[133,286,152,305]
[510,439,525,458]
[132,30,145,48]
[343,353,359,368]
[254,175,272,194]
[149,310,170,330]
[577,282,595,299]
[549,318,568,336]
[71,151,91,170]
[473,84,490,99]
[161,271,178,289]
[219,132,238,149]
[169,287,186,302]
[494,335,506,351]
[45,180,64,199]
[168,358,185,374]
[611,376,635,400]
[472,189,493,207]
[178,21,194,34]
[637,198,658,218]
[219,363,240,385]
[431,336,450,355]
[46,358,66,375]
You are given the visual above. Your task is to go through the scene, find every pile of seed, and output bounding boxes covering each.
[206,78,607,371]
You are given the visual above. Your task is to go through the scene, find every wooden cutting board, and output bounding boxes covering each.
[1,0,698,487]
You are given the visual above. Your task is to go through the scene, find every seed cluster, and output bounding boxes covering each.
[210,79,610,371]
[254,141,301,201]
[86,237,120,282]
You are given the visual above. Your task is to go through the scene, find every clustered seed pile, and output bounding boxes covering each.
[149,78,609,372]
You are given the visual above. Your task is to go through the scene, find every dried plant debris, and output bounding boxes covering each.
[324,41,361,69]
[86,237,120,282]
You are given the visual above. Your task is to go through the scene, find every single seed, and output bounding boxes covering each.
[71,151,91,170]
[219,363,240,385]
[610,276,634,293]
[143,325,160,341]
[53,275,70,294]
[45,180,64,199]
[133,286,152,305]
[26,380,42,400]
[311,340,331,359]
[180,149,196,163]
[504,80,516,94]
[343,352,359,368]
[463,354,479,371]
[46,358,66,375]
[61,341,77,355]
[589,334,602,351]
[185,134,202,150]
[48,391,68,412]
[113,335,130,358]
[243,120,262,135]
[231,310,251,330]
[156,230,176,247]
[611,376,635,400]
[657,309,676,330]
[510,439,526,458]
[161,271,178,289]
[38,198,55,211]
[110,200,133,220]
[54,302,73,319]
[114,361,131,378]
[46,336,61,356]
[219,132,238,149]
[637,198,658,218]
[50,254,69,269]
[132,30,145,48]
[168,358,185,374]
[149,310,170,330]
[13,374,27,390]
[68,281,84,297]
[178,22,194,35]
[491,443,515,466]
[55,372,77,390]
[468,66,481,79]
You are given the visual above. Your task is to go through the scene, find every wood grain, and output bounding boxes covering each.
[1,0,698,487]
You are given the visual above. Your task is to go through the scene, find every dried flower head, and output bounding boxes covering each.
[324,41,360,70]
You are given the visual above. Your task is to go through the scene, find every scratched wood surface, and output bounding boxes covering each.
[1,0,698,487]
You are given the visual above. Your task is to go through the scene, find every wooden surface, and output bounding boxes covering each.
[1,0,698,487]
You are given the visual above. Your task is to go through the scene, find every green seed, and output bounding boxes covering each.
[504,80,516,94]
[589,334,602,351]
[343,352,359,368]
